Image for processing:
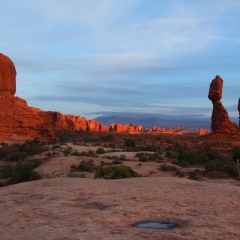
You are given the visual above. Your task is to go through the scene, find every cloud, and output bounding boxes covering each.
[1,0,240,120]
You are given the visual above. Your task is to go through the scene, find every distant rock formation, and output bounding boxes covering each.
[145,126,181,133]
[199,128,210,135]
[109,122,143,133]
[208,75,238,134]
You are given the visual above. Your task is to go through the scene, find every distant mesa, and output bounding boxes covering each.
[208,75,239,134]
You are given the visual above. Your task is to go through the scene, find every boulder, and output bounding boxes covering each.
[208,75,223,102]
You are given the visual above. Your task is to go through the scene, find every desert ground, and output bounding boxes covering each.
[0,131,240,239]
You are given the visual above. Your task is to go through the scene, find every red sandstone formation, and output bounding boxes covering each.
[0,53,109,143]
[208,75,238,134]
[145,126,181,133]
[199,128,210,135]
[0,53,54,143]
[109,123,143,133]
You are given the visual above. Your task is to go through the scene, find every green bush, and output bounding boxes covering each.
[166,138,174,144]
[95,165,139,179]
[188,172,198,181]
[233,147,240,161]
[1,160,41,184]
[0,140,48,162]
[205,160,239,177]
[96,148,105,154]
[160,164,177,171]
[137,145,161,152]
[112,159,122,165]
[124,139,136,150]
[178,151,199,165]
[139,156,148,162]
[76,160,96,172]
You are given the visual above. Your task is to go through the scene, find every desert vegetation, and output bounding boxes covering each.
[0,131,240,186]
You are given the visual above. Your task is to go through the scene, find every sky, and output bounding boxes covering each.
[1,0,240,123]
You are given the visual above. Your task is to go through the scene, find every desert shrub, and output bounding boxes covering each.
[72,150,81,156]
[95,165,138,179]
[96,148,105,154]
[178,151,199,165]
[165,150,177,159]
[139,156,148,162]
[155,136,162,141]
[100,134,114,142]
[166,138,174,144]
[0,140,47,162]
[136,152,162,162]
[175,169,184,177]
[174,142,182,152]
[52,144,60,150]
[1,160,41,184]
[232,146,240,161]
[205,160,239,177]
[79,150,95,157]
[76,160,96,172]
[166,146,173,151]
[124,139,136,150]
[171,159,180,165]
[112,159,122,165]
[120,155,127,160]
[63,147,72,156]
[188,172,198,180]
[199,145,226,163]
[160,164,176,172]
[224,165,239,177]
[137,145,161,152]
[149,152,163,161]
[108,143,115,148]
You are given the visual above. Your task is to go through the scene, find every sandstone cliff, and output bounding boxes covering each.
[0,53,109,143]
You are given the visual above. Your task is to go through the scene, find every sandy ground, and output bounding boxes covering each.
[1,142,240,239]
[0,177,240,240]
[34,143,169,178]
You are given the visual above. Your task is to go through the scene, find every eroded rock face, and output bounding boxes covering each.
[0,54,16,142]
[0,53,16,95]
[0,53,112,143]
[0,54,54,143]
[208,75,238,134]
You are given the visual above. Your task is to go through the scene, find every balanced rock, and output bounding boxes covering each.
[208,75,223,102]
[208,75,238,134]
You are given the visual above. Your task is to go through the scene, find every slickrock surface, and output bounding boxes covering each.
[0,177,239,240]
[208,75,238,134]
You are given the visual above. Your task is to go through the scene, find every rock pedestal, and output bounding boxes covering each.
[208,75,238,134]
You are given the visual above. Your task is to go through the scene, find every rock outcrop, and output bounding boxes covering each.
[0,53,111,143]
[199,128,210,135]
[109,123,143,133]
[208,75,238,134]
[0,53,55,143]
